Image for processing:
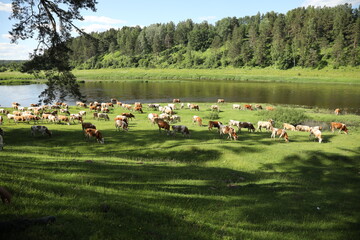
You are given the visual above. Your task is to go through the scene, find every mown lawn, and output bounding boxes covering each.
[0,102,359,240]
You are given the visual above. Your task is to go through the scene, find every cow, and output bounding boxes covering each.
[84,128,104,144]
[189,104,200,111]
[0,116,2,125]
[122,113,135,120]
[31,126,52,137]
[122,104,132,111]
[0,109,9,115]
[78,111,87,118]
[60,109,70,115]
[147,113,159,124]
[173,99,181,103]
[330,122,348,134]
[257,120,274,131]
[82,122,96,131]
[148,104,160,110]
[12,102,20,109]
[172,125,190,136]
[115,115,128,124]
[309,128,323,143]
[115,119,129,131]
[169,115,181,123]
[271,128,289,142]
[334,108,341,115]
[168,104,176,110]
[192,116,202,126]
[97,113,110,121]
[244,104,253,110]
[219,124,238,140]
[164,106,174,115]
[14,115,28,124]
[211,105,219,112]
[180,103,184,109]
[25,115,40,124]
[116,101,123,107]
[159,113,171,121]
[295,125,311,132]
[101,107,110,113]
[58,115,70,125]
[208,121,223,131]
[134,106,143,113]
[283,123,296,131]
[217,99,225,103]
[134,102,142,108]
[232,104,241,110]
[76,101,87,108]
[7,114,15,122]
[154,118,170,134]
[237,121,256,132]
[70,114,83,123]
[0,135,3,151]
[255,104,263,110]
[111,98,118,104]
[266,106,275,111]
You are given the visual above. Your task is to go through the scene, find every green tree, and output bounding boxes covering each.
[10,0,97,104]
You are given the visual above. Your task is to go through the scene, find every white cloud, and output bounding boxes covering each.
[198,16,217,22]
[0,2,11,12]
[83,15,126,25]
[1,34,11,39]
[302,0,360,7]
[80,24,119,33]
[0,42,31,60]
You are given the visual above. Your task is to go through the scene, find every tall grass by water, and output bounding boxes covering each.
[0,102,359,239]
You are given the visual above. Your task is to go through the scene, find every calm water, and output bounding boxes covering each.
[0,81,359,114]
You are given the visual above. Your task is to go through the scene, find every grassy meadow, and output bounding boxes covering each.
[0,102,359,240]
[0,67,360,84]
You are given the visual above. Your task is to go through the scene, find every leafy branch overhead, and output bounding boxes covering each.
[9,0,98,104]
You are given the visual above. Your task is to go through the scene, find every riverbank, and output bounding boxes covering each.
[0,103,359,239]
[0,67,359,84]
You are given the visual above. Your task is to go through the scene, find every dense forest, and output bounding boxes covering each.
[49,5,360,70]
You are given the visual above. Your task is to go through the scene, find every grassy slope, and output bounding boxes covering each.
[1,67,360,84]
[0,103,359,240]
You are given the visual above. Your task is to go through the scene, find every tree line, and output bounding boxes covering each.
[68,4,360,70]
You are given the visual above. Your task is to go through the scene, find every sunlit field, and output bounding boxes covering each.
[0,102,359,240]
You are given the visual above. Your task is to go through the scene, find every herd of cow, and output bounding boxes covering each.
[0,98,350,149]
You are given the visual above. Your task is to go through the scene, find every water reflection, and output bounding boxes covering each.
[0,81,359,114]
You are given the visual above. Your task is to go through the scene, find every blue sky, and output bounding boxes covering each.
[1,0,359,60]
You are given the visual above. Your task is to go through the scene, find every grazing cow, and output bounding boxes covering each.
[180,103,184,109]
[123,104,132,111]
[116,101,122,107]
[122,113,135,120]
[115,115,128,124]
[148,104,159,110]
[169,115,181,123]
[48,115,59,124]
[0,186,11,203]
[271,128,289,142]
[330,122,348,134]
[295,125,311,132]
[60,108,70,115]
[172,125,190,136]
[78,111,87,118]
[58,115,70,125]
[159,113,171,121]
[219,124,238,140]
[134,106,143,113]
[192,116,202,126]
[154,118,170,134]
[84,128,104,144]
[25,115,40,124]
[217,99,225,103]
[257,120,274,131]
[31,126,52,137]
[7,114,15,122]
[173,99,181,103]
[244,104,253,110]
[0,116,2,125]
[14,115,28,124]
[147,113,159,124]
[0,109,9,115]
[232,104,241,110]
[134,102,142,108]
[266,106,275,111]
[0,135,3,151]
[97,113,110,121]
[208,121,222,131]
[164,106,174,115]
[283,123,296,131]
[237,121,256,132]
[30,103,39,107]
[70,114,83,123]
[76,102,87,108]
[211,105,219,112]
[101,107,110,113]
[334,108,341,115]
[82,122,96,131]
[309,128,323,143]
[115,119,129,131]
[255,104,263,110]
[168,104,176,110]
[189,104,200,111]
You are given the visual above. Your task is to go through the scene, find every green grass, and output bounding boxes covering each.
[1,67,359,84]
[72,67,360,84]
[0,103,360,240]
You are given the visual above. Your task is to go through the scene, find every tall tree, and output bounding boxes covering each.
[9,0,97,104]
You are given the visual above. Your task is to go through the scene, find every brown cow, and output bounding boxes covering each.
[82,122,96,131]
[244,104,253,110]
[266,106,275,111]
[334,108,341,115]
[154,118,170,134]
[115,119,129,131]
[271,128,289,142]
[330,122,348,134]
[173,99,181,103]
[283,123,296,131]
[217,99,225,103]
[84,128,104,144]
[134,106,143,113]
[219,125,238,140]
[122,113,135,120]
[189,104,200,111]
[208,121,222,131]
[192,116,202,126]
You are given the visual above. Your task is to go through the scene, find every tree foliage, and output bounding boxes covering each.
[68,4,360,70]
[9,0,97,104]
